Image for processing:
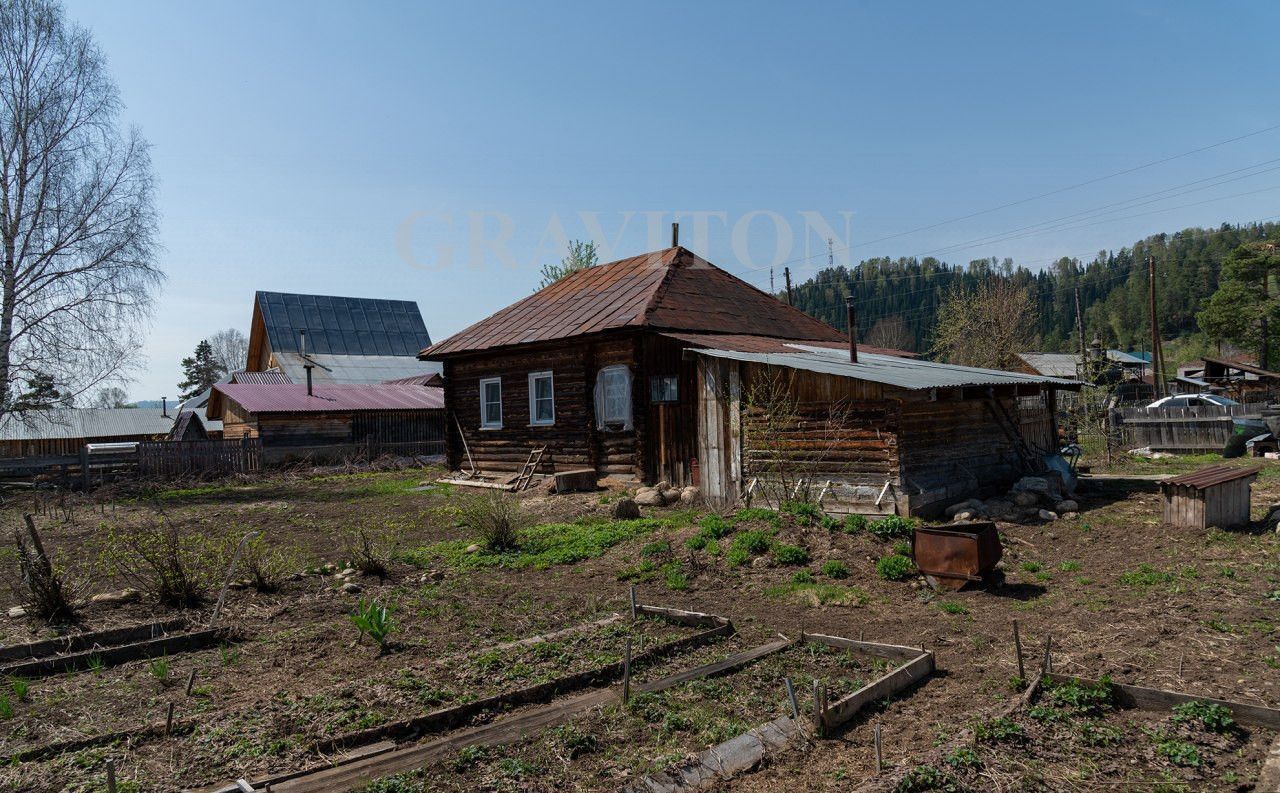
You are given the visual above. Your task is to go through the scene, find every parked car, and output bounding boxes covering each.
[1145,393,1267,438]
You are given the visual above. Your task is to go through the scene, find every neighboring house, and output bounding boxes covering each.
[178,369,291,437]
[420,244,1070,508]
[1015,349,1148,381]
[0,408,175,457]
[205,382,445,464]
[246,291,443,385]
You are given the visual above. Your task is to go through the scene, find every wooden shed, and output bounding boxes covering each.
[1159,464,1261,529]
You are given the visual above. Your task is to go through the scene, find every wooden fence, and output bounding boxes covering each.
[1117,403,1266,453]
[137,438,262,478]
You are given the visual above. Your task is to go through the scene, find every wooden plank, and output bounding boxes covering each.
[0,627,235,678]
[635,604,729,628]
[822,651,934,729]
[1045,673,1280,729]
[802,633,925,664]
[0,618,188,662]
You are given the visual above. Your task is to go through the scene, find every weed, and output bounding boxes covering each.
[149,655,170,682]
[937,601,968,615]
[1156,737,1201,767]
[725,546,750,567]
[945,746,982,769]
[662,563,689,591]
[1078,721,1123,746]
[1171,700,1235,733]
[764,581,870,607]
[412,517,671,570]
[1119,564,1197,587]
[640,540,671,558]
[869,515,918,541]
[773,544,810,565]
[792,570,815,584]
[731,529,772,555]
[842,514,868,534]
[101,516,219,607]
[8,677,28,702]
[820,559,849,579]
[780,500,822,525]
[1058,560,1081,572]
[1019,561,1043,573]
[219,645,241,666]
[975,716,1025,743]
[553,724,598,758]
[496,757,537,778]
[451,744,486,771]
[876,554,914,581]
[345,523,406,577]
[732,508,779,527]
[0,694,11,719]
[895,764,960,792]
[684,533,709,551]
[892,540,912,557]
[351,599,396,651]
[86,654,105,674]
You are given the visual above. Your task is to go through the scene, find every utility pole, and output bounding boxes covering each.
[784,267,793,305]
[1148,256,1162,398]
[1074,286,1086,377]
[770,267,774,294]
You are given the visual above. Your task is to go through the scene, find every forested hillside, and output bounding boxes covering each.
[788,222,1277,355]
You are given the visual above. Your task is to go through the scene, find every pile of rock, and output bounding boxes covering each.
[634,481,700,507]
[944,474,1078,523]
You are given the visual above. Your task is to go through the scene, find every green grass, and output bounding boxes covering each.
[876,553,914,581]
[763,581,870,606]
[406,517,679,570]
[1118,564,1199,587]
[936,600,968,615]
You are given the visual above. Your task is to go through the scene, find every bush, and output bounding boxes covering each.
[344,523,405,577]
[351,598,396,651]
[458,493,530,553]
[773,544,810,565]
[780,500,822,526]
[698,514,734,538]
[876,554,914,581]
[869,515,918,541]
[842,514,868,534]
[239,534,298,593]
[102,516,219,608]
[820,559,849,579]
[792,570,815,584]
[731,529,772,555]
[12,520,80,623]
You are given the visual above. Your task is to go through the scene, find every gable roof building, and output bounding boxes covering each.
[247,291,442,385]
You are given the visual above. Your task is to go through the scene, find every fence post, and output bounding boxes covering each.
[79,446,90,491]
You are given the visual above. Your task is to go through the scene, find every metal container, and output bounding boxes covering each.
[912,522,1003,591]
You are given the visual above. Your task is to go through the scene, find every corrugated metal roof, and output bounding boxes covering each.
[230,369,290,385]
[422,247,846,358]
[255,291,432,358]
[209,383,444,416]
[1016,352,1079,378]
[661,332,917,358]
[0,408,175,441]
[690,344,1082,391]
[1161,464,1262,489]
[273,352,443,386]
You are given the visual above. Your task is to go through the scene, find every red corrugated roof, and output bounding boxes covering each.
[659,332,917,358]
[421,247,846,358]
[1160,464,1262,489]
[209,383,444,417]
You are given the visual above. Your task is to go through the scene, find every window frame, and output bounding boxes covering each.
[649,374,679,404]
[479,377,503,429]
[527,370,555,426]
[596,364,633,429]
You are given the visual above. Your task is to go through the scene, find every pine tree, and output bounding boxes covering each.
[177,340,222,401]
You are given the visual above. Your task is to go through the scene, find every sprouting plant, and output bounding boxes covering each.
[1078,721,1123,746]
[1042,676,1113,717]
[868,515,917,541]
[945,746,981,769]
[937,601,968,615]
[876,554,914,581]
[974,716,1025,744]
[0,694,12,720]
[662,563,689,591]
[149,655,170,681]
[1172,700,1235,733]
[86,654,105,674]
[8,677,29,702]
[351,598,396,651]
[820,559,849,579]
[842,514,868,534]
[451,744,486,771]
[773,544,810,565]
[553,724,598,758]
[792,570,815,584]
[1156,737,1201,767]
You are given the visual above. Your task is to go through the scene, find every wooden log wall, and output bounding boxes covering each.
[638,333,698,486]
[444,338,636,475]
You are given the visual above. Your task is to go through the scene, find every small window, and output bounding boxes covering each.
[528,371,555,426]
[650,375,679,403]
[479,377,502,429]
[594,365,633,430]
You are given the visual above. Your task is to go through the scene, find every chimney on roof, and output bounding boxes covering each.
[161,397,168,417]
[845,296,859,364]
[671,222,679,248]
[305,364,314,396]
[299,328,307,358]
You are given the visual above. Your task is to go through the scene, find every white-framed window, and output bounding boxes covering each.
[479,377,503,429]
[594,365,633,430]
[650,375,679,403]
[528,371,555,426]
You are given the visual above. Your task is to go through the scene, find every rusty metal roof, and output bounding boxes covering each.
[208,383,444,418]
[422,247,846,358]
[229,370,290,385]
[1160,464,1263,489]
[661,332,916,358]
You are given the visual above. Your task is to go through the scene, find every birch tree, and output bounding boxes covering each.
[0,0,162,416]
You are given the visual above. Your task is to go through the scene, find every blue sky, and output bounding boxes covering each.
[61,0,1280,401]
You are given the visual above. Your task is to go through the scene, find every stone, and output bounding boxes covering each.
[464,543,481,553]
[89,588,141,606]
[1054,500,1079,514]
[679,486,701,505]
[634,488,665,507]
[654,480,671,493]
[1062,512,1079,520]
[953,510,978,522]
[661,489,683,506]
[612,498,642,519]
[944,499,983,518]
[1012,491,1039,508]
[339,567,357,577]
[1014,475,1063,502]
[1037,509,1058,521]
[7,606,25,618]
[340,581,362,594]
[750,555,772,569]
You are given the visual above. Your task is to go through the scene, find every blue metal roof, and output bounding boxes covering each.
[255,291,432,358]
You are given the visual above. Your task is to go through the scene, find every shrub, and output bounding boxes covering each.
[239,534,297,593]
[458,492,530,553]
[102,516,219,607]
[351,598,396,651]
[876,554,914,581]
[773,544,810,565]
[842,514,868,534]
[792,570,815,584]
[698,515,734,538]
[731,529,772,556]
[1171,700,1235,733]
[12,521,80,623]
[820,559,849,579]
[345,521,408,577]
[869,515,917,541]
[780,500,822,525]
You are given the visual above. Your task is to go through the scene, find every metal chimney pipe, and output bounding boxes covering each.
[305,365,314,396]
[161,397,168,417]
[671,222,679,248]
[845,296,858,363]
[299,328,307,358]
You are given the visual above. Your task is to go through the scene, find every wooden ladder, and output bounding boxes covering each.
[986,399,1045,474]
[511,446,547,491]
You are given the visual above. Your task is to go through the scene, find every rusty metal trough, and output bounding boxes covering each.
[912,521,1003,591]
